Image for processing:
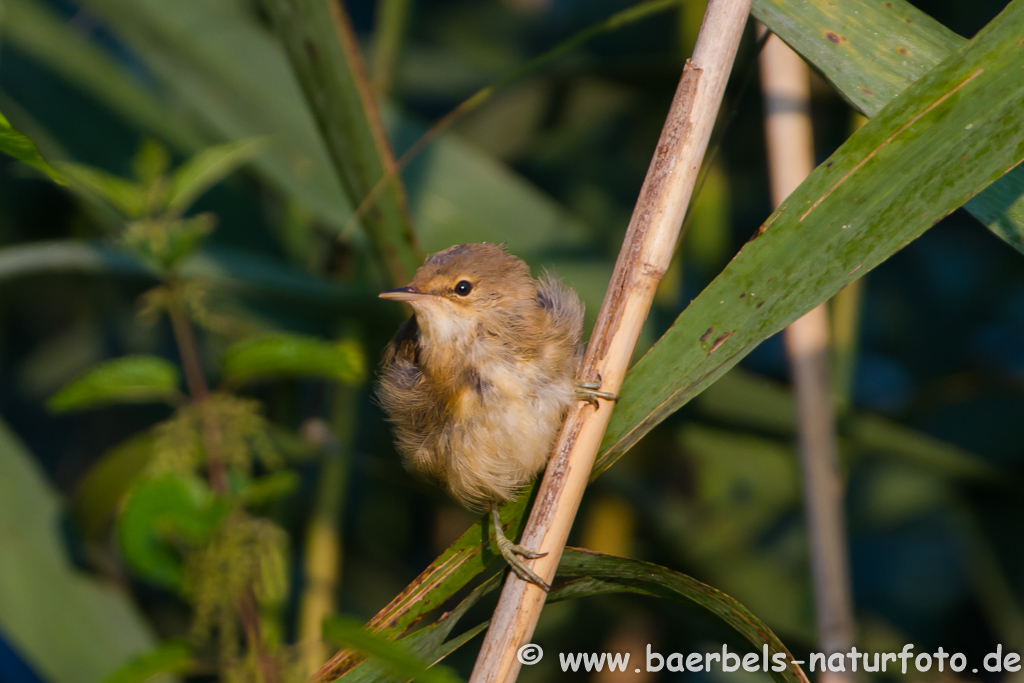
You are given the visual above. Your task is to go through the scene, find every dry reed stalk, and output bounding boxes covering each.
[760,30,855,683]
[468,1,754,680]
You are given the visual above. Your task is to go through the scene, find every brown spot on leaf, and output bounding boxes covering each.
[709,332,734,354]
[826,31,841,44]
[860,86,873,96]
[700,327,713,342]
[740,293,746,298]
[897,47,909,56]
[884,1,892,6]
[757,301,765,309]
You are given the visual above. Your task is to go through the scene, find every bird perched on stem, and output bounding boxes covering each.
[377,243,615,589]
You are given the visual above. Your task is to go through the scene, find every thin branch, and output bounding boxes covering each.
[468,1,753,680]
[166,286,209,403]
[165,286,230,495]
[760,30,855,682]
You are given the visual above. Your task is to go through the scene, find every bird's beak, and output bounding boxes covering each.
[379,286,433,302]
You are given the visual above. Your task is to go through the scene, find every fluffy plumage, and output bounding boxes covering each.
[377,243,584,511]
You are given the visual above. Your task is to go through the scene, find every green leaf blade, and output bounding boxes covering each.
[221,333,366,386]
[0,420,165,683]
[752,0,962,118]
[752,0,1024,253]
[48,355,181,413]
[323,617,464,683]
[260,0,422,286]
[596,0,1024,474]
[0,110,66,184]
[555,549,810,683]
[56,162,147,218]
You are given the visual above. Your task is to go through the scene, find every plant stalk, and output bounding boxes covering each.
[297,400,354,675]
[468,1,753,680]
[371,0,411,97]
[760,30,855,682]
[165,284,276,680]
[165,287,231,493]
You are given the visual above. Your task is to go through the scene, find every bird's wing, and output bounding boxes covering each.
[383,314,421,367]
[536,272,584,346]
[378,315,449,482]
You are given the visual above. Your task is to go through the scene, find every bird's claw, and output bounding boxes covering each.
[496,536,551,589]
[574,378,619,408]
[491,509,550,591]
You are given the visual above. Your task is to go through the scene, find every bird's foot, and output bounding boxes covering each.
[574,379,619,408]
[490,508,550,591]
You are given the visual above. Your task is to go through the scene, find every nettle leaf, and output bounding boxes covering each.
[72,430,157,540]
[132,139,171,188]
[48,355,181,413]
[221,333,366,386]
[56,162,147,218]
[0,110,65,184]
[121,213,217,270]
[166,137,265,214]
[117,473,227,589]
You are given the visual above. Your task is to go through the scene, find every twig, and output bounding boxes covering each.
[760,30,855,682]
[166,286,209,403]
[165,285,230,494]
[467,1,753,681]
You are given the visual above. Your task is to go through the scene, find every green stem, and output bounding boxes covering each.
[371,0,412,97]
[165,281,277,681]
[166,288,208,402]
[297,390,355,674]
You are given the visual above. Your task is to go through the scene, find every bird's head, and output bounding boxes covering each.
[379,243,538,344]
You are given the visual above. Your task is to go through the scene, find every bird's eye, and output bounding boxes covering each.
[454,280,473,296]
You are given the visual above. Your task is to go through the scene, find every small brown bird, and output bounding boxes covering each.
[377,243,614,588]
